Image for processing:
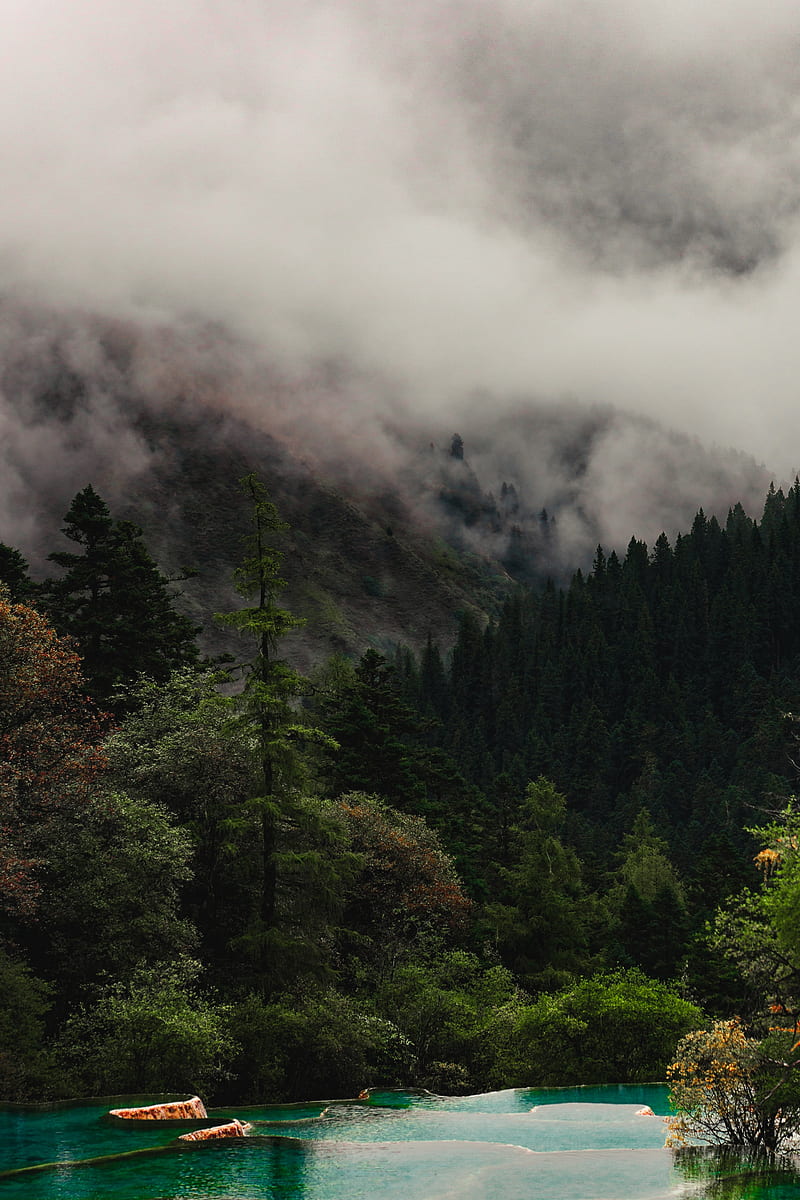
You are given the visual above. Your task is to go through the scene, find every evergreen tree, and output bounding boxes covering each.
[320,649,428,809]
[0,544,34,603]
[215,475,344,993]
[45,485,198,701]
[482,778,599,991]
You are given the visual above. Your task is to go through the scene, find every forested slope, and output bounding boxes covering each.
[1,475,800,1109]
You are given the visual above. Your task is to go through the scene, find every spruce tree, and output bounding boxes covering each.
[215,475,341,993]
[0,544,34,603]
[45,485,198,701]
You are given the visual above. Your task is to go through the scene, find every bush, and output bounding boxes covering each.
[667,1018,800,1152]
[55,959,237,1099]
[507,969,704,1085]
[222,989,412,1103]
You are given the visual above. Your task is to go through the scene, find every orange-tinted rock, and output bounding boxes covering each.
[110,1096,208,1121]
[178,1120,246,1141]
[636,1106,656,1117]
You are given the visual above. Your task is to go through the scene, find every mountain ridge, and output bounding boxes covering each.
[0,312,777,667]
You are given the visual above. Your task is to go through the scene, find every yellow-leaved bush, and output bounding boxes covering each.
[667,1018,800,1153]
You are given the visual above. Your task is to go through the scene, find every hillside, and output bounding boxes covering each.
[0,312,775,668]
[127,405,515,670]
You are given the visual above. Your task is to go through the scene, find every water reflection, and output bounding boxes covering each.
[672,1146,800,1199]
[248,1136,312,1199]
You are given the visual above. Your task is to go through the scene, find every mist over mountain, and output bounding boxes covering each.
[7,2,800,1127]
[2,0,799,656]
[0,306,775,663]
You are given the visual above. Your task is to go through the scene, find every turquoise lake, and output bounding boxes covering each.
[2,1085,800,1199]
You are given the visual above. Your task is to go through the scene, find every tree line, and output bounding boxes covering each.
[1,476,799,1143]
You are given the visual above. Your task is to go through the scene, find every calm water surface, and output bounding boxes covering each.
[2,1086,799,1199]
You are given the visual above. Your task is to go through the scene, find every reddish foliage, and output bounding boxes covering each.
[0,597,109,914]
[339,797,471,935]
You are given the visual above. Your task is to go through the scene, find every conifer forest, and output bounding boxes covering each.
[2,473,800,1122]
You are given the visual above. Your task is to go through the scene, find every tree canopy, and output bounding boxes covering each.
[5,475,800,1114]
[0,589,106,915]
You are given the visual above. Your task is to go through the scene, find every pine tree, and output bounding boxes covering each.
[0,544,35,604]
[46,485,198,701]
[215,475,341,992]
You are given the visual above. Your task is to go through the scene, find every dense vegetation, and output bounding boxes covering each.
[1,475,800,1131]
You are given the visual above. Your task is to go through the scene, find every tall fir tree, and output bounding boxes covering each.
[45,486,198,701]
[0,544,35,604]
[215,474,343,993]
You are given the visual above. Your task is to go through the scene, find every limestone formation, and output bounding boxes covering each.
[178,1120,246,1141]
[109,1096,208,1120]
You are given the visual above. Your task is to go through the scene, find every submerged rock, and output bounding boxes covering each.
[110,1096,208,1120]
[178,1120,246,1141]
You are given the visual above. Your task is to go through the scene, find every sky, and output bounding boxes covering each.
[2,0,800,557]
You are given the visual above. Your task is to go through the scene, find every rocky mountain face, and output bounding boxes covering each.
[0,312,774,668]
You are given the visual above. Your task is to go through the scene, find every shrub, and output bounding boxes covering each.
[508,969,704,1085]
[55,959,237,1099]
[667,1018,800,1152]
[222,989,412,1103]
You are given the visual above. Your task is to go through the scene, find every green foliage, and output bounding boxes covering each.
[55,959,237,1099]
[703,801,800,1150]
[215,474,305,656]
[615,810,686,903]
[222,989,411,1102]
[508,969,704,1086]
[108,672,355,996]
[710,803,800,1021]
[225,792,358,992]
[104,669,258,974]
[756,804,800,968]
[215,476,342,992]
[28,790,196,1001]
[11,476,800,1107]
[104,669,252,819]
[608,809,689,980]
[413,481,800,948]
[373,950,525,1091]
[481,778,601,990]
[0,950,56,1100]
[0,543,34,603]
[317,649,431,809]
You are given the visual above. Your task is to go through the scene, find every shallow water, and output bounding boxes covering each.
[1,1086,798,1200]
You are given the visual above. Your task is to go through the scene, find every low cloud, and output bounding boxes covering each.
[1,0,799,561]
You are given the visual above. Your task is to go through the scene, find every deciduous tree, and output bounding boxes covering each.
[55,959,237,1098]
[667,1018,800,1152]
[337,792,471,969]
[0,589,106,916]
[511,969,703,1086]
